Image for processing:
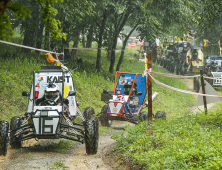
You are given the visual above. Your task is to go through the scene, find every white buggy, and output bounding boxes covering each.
[0,66,99,155]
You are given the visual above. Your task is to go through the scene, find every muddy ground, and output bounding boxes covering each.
[0,64,217,170]
[0,121,132,170]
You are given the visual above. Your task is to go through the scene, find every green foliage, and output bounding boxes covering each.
[112,110,222,169]
[52,161,68,169]
[0,40,195,121]
[9,2,31,20]
[0,14,14,40]
[39,0,67,40]
[0,1,31,40]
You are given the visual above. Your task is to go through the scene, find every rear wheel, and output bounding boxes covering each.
[84,116,99,155]
[0,121,9,156]
[100,105,112,127]
[139,111,148,122]
[170,61,174,73]
[193,77,200,92]
[208,78,213,85]
[163,59,167,68]
[10,116,22,149]
[160,58,163,66]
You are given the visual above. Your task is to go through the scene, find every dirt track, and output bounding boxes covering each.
[0,121,131,170]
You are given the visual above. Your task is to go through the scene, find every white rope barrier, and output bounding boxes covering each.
[203,76,222,80]
[64,47,124,52]
[65,47,103,50]
[152,71,200,78]
[0,40,64,55]
[152,71,222,80]
[148,73,222,98]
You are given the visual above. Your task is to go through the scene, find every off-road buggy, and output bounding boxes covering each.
[100,72,148,127]
[0,66,99,156]
[204,55,222,86]
[186,45,204,73]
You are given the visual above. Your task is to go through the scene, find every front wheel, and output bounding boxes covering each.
[100,105,112,127]
[10,116,22,149]
[0,121,9,156]
[83,107,95,121]
[84,116,99,155]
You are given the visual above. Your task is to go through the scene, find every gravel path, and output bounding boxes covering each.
[0,121,132,170]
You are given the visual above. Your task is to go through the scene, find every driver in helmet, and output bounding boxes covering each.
[36,81,69,106]
[124,82,137,95]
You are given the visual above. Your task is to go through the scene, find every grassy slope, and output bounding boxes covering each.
[1,38,210,169]
[0,40,195,122]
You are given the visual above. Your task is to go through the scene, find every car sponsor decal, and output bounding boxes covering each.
[38,77,43,82]
[42,84,48,87]
[47,76,70,83]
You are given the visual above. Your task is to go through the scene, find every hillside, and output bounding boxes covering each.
[0,40,208,170]
[0,41,195,122]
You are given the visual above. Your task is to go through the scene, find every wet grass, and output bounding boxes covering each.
[0,39,195,122]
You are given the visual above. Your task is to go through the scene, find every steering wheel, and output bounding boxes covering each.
[40,99,56,106]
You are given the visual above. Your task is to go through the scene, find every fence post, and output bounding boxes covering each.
[200,70,207,114]
[62,47,64,64]
[148,53,152,121]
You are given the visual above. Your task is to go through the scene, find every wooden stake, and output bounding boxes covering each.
[200,70,207,114]
[62,47,64,64]
[148,53,152,121]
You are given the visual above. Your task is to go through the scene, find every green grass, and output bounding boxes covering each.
[112,108,222,169]
[0,38,195,122]
[3,37,218,169]
[52,161,68,169]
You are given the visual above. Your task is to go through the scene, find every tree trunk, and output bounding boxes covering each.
[109,35,118,73]
[71,40,78,59]
[96,10,110,72]
[22,29,32,53]
[22,8,39,53]
[82,29,85,48]
[44,30,50,50]
[116,25,138,71]
[0,0,11,17]
[62,21,71,59]
[106,26,113,61]
[106,48,111,61]
[35,21,44,54]
[22,20,37,53]
[71,32,80,59]
[109,12,130,73]
[63,39,70,60]
[86,25,93,48]
[96,28,104,72]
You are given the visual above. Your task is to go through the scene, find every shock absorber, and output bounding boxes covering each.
[15,115,31,137]
[63,114,79,134]
[76,107,85,122]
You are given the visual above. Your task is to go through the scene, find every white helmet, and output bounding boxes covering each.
[45,82,60,105]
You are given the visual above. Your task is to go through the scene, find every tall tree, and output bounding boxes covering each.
[0,0,94,40]
[92,0,115,72]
